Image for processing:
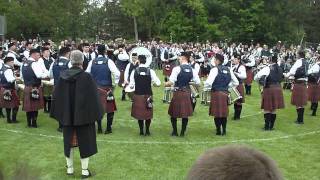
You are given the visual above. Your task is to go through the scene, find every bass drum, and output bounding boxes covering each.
[129,47,153,67]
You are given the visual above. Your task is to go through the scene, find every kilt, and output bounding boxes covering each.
[245,68,254,85]
[98,87,117,113]
[261,84,285,111]
[116,60,129,86]
[22,86,44,112]
[209,91,229,118]
[163,62,175,76]
[131,94,153,120]
[71,130,78,147]
[235,83,245,104]
[168,90,193,118]
[308,83,320,103]
[0,88,20,108]
[291,82,308,107]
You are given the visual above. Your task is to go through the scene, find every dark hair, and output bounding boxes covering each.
[59,47,71,56]
[30,48,40,55]
[271,55,278,63]
[25,41,32,47]
[298,50,305,58]
[4,56,14,63]
[138,55,146,64]
[187,145,283,180]
[97,45,106,55]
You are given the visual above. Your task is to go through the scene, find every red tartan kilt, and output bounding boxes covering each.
[0,88,20,108]
[209,91,229,118]
[291,83,308,107]
[118,71,125,87]
[235,83,245,104]
[308,83,320,103]
[168,90,193,118]
[71,131,78,147]
[98,87,117,113]
[131,94,153,120]
[22,86,44,112]
[261,85,285,111]
[245,69,254,84]
[163,63,175,76]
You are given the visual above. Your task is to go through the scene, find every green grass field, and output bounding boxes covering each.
[0,71,320,180]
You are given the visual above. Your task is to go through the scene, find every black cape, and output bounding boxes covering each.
[50,67,103,126]
[50,67,103,158]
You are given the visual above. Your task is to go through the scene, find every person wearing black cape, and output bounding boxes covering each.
[50,50,103,178]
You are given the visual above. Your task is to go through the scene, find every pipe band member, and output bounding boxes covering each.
[204,54,239,136]
[254,56,285,130]
[86,45,120,134]
[165,51,200,137]
[129,55,161,136]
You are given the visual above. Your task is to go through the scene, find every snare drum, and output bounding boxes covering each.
[228,87,242,105]
[201,87,211,105]
[163,87,174,103]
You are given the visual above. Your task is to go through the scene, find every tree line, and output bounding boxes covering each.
[1,0,319,44]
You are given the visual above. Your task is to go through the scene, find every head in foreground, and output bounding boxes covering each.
[187,145,283,180]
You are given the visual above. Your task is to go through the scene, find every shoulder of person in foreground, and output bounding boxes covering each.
[187,145,283,180]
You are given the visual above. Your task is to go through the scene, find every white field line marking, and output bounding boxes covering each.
[1,128,319,145]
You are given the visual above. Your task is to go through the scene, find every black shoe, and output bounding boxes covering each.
[140,132,144,136]
[216,131,221,135]
[145,131,151,136]
[171,131,178,136]
[81,169,92,179]
[57,127,62,132]
[221,132,226,136]
[7,119,12,123]
[32,123,38,128]
[180,132,185,137]
[12,120,19,123]
[295,121,304,125]
[105,129,112,134]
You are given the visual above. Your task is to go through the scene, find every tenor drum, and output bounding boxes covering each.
[201,87,211,105]
[163,87,174,103]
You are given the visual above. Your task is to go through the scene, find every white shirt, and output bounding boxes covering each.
[245,54,256,67]
[169,63,201,85]
[308,62,320,75]
[204,66,239,89]
[254,65,270,81]
[3,64,16,83]
[23,50,30,59]
[48,56,72,79]
[194,53,204,63]
[232,64,247,80]
[37,57,50,76]
[191,62,201,75]
[21,57,49,81]
[161,49,177,62]
[129,64,161,87]
[116,51,129,62]
[86,55,120,84]
[6,51,22,66]
[286,58,307,81]
[90,51,97,60]
[124,63,137,83]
